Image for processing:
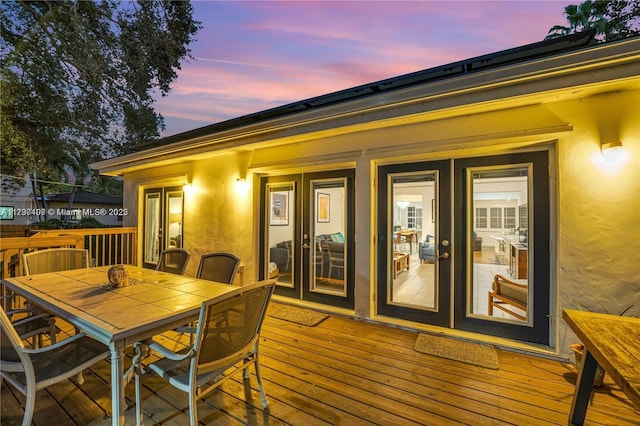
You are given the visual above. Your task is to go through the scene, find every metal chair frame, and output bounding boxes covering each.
[134,280,277,426]
[196,252,240,284]
[156,248,191,275]
[0,307,108,426]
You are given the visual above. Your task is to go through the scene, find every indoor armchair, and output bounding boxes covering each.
[488,274,528,321]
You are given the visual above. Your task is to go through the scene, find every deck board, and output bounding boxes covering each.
[2,312,639,425]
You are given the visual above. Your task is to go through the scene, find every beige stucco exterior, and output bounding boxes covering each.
[95,37,640,360]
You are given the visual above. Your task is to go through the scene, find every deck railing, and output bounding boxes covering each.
[0,227,137,278]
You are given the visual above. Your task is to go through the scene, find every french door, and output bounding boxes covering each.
[260,170,355,308]
[142,186,184,269]
[377,151,550,345]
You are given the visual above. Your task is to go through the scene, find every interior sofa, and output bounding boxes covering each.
[269,240,292,273]
[418,234,436,263]
[269,232,345,280]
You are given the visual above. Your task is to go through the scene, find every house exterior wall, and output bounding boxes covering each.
[104,39,639,360]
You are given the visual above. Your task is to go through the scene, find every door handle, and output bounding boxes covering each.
[437,252,450,260]
[302,243,310,249]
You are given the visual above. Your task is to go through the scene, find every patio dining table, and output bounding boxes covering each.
[563,309,640,425]
[1,265,238,426]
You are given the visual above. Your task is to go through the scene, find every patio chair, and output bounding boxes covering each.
[178,252,241,344]
[156,248,191,275]
[21,248,89,312]
[0,306,109,426]
[22,248,89,275]
[10,313,59,348]
[488,274,528,321]
[22,248,91,368]
[0,293,59,348]
[196,252,240,284]
[133,279,277,426]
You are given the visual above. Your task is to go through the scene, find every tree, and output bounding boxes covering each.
[546,0,640,42]
[1,1,201,201]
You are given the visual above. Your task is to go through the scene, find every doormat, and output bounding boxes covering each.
[414,333,499,369]
[268,303,328,326]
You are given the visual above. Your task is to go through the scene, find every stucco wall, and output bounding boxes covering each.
[119,85,638,359]
[552,90,640,353]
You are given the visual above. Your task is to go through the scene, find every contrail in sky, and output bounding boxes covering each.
[194,57,326,73]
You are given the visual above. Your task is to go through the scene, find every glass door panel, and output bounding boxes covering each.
[143,190,161,267]
[390,172,436,310]
[309,178,347,296]
[265,182,296,289]
[454,151,550,345]
[468,165,530,323]
[166,191,184,249]
[377,160,451,326]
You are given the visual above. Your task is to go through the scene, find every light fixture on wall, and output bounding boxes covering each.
[235,177,248,195]
[601,141,623,161]
[395,200,410,209]
[182,182,193,195]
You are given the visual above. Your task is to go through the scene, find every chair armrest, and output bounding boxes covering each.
[138,338,195,361]
[21,332,92,355]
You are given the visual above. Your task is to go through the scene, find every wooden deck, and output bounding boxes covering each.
[2,309,639,425]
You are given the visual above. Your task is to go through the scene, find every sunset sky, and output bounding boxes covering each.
[154,1,571,137]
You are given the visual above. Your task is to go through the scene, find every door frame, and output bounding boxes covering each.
[376,160,452,326]
[453,151,551,345]
[259,170,355,309]
[376,150,551,345]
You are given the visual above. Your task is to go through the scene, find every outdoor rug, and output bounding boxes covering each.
[268,303,329,326]
[414,333,499,369]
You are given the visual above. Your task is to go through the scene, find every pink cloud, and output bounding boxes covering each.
[156,1,570,136]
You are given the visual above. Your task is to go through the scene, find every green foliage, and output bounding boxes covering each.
[1,1,201,192]
[31,216,105,229]
[32,218,65,229]
[74,217,105,229]
[546,0,640,41]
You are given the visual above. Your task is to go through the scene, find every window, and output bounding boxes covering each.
[407,206,422,229]
[504,207,516,229]
[519,203,528,229]
[490,207,502,228]
[475,207,487,228]
[63,208,82,221]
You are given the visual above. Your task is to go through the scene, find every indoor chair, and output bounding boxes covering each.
[488,274,528,321]
[196,252,240,284]
[325,241,345,280]
[0,307,109,426]
[156,248,191,275]
[133,279,277,426]
[418,235,436,263]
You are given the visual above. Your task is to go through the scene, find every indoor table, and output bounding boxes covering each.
[1,265,238,426]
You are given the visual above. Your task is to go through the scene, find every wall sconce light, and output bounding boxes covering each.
[601,141,623,161]
[395,200,410,209]
[182,183,193,195]
[235,177,248,195]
